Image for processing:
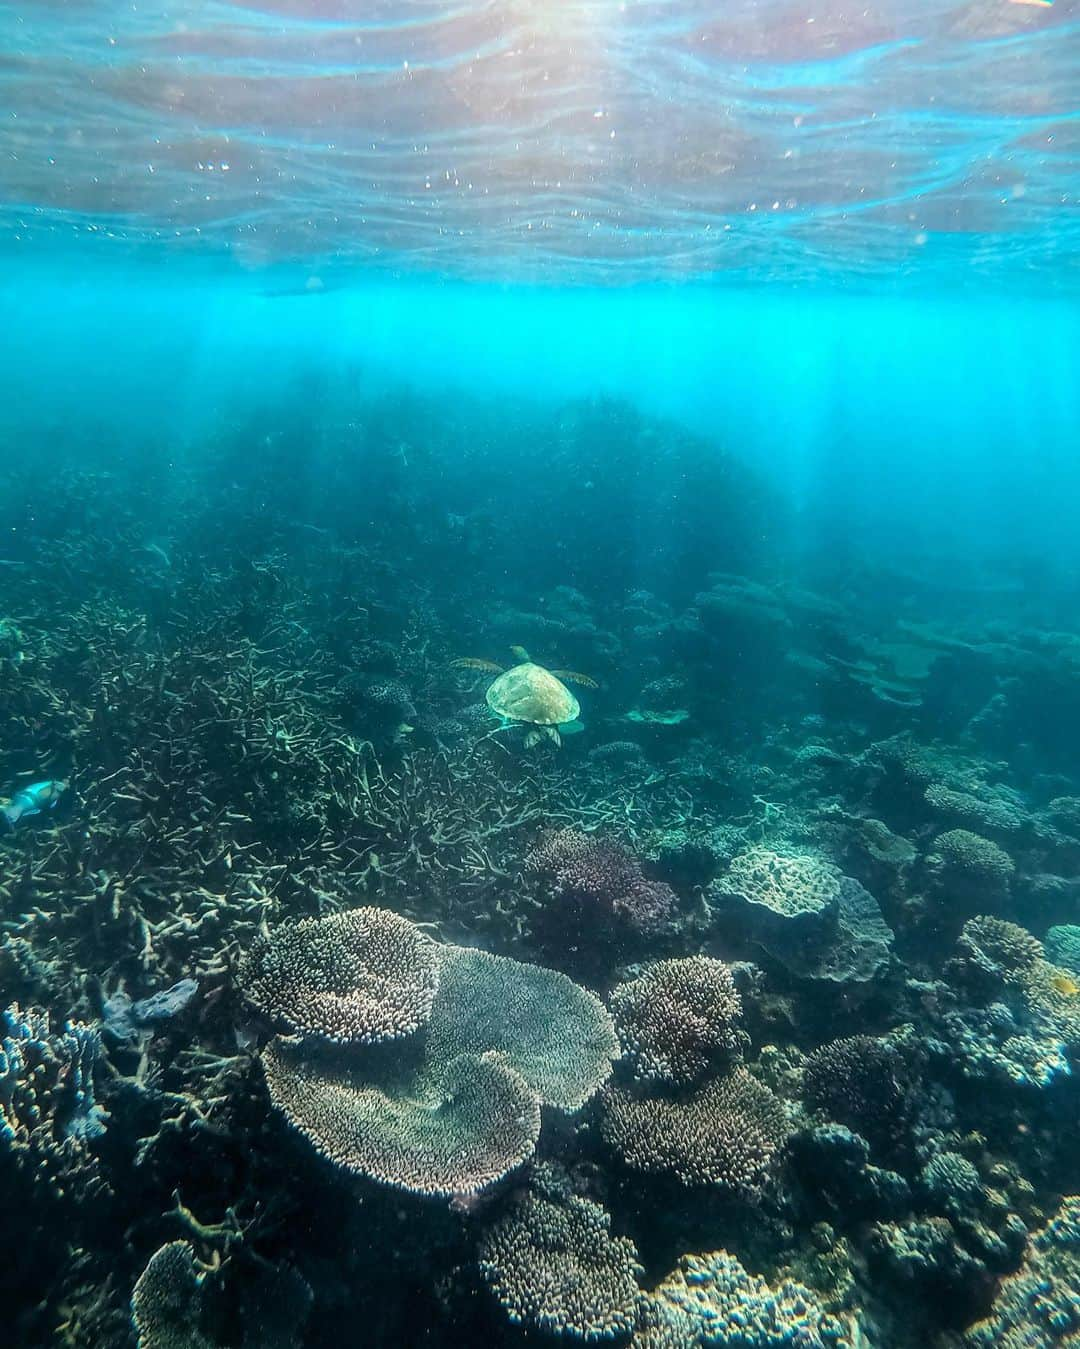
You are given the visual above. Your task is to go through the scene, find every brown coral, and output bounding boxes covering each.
[239,907,439,1046]
[600,1067,788,1196]
[610,957,744,1087]
[479,1174,643,1340]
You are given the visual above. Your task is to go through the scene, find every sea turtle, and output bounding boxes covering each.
[453,646,597,748]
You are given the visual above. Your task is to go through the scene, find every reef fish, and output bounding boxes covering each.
[2,779,67,826]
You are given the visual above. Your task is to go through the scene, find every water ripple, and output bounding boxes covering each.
[0,0,1076,286]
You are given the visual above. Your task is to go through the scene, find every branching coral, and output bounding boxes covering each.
[600,1067,789,1197]
[1,1003,109,1194]
[479,1169,643,1340]
[239,908,439,1046]
[610,958,744,1087]
[526,828,677,936]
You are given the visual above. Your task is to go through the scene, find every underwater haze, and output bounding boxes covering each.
[1,2,1080,1348]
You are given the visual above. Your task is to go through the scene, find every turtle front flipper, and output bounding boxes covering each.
[549,670,598,689]
[452,658,505,674]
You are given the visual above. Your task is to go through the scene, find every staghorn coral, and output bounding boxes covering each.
[600,1067,788,1197]
[801,1036,910,1155]
[964,1196,1080,1348]
[130,1241,213,1349]
[262,1037,541,1198]
[635,1248,859,1348]
[610,958,744,1087]
[239,908,439,1046]
[479,1169,643,1341]
[526,828,677,937]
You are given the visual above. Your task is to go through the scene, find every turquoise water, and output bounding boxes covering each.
[4,266,1079,565]
[2,0,1078,565]
[4,0,1078,563]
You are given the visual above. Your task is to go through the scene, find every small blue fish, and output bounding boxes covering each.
[2,779,68,826]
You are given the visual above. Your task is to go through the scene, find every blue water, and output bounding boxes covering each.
[3,264,1079,572]
[2,0,1078,573]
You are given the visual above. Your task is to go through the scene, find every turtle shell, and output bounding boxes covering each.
[486,663,580,726]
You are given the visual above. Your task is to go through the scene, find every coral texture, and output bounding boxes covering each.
[600,1067,788,1196]
[239,907,440,1046]
[610,957,744,1087]
[635,1248,859,1348]
[479,1174,643,1340]
[526,828,677,934]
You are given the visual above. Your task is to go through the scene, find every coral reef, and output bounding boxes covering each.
[963,1196,1080,1347]
[610,957,744,1087]
[479,1167,644,1340]
[635,1248,860,1348]
[930,916,1080,1088]
[2,416,1079,1347]
[600,1066,789,1196]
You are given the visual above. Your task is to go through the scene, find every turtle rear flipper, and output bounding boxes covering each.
[525,725,561,749]
[549,670,598,689]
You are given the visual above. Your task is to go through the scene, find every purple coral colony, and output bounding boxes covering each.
[1,408,1079,1349]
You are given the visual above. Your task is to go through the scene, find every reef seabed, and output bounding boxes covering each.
[1,403,1078,1347]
